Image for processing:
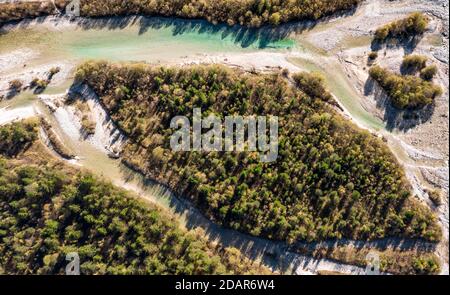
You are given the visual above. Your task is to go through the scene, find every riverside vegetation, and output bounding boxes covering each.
[75,61,441,245]
[0,120,270,275]
[373,12,429,43]
[1,0,362,27]
[0,0,67,24]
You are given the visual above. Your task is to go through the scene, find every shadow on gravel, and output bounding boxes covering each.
[364,77,434,131]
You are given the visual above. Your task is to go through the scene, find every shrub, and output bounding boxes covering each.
[0,158,269,274]
[0,0,68,23]
[0,121,271,275]
[1,0,363,28]
[49,67,60,75]
[0,120,37,157]
[79,0,363,28]
[40,118,75,159]
[48,67,61,80]
[37,79,49,88]
[81,115,96,135]
[309,246,441,275]
[30,78,49,89]
[269,12,281,26]
[412,257,441,275]
[374,26,390,41]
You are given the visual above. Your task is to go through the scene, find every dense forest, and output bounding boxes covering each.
[1,0,361,27]
[373,12,429,42]
[0,120,270,275]
[75,61,441,244]
[369,55,442,109]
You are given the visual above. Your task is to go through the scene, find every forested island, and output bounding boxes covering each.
[75,61,441,244]
[373,12,429,43]
[0,0,67,24]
